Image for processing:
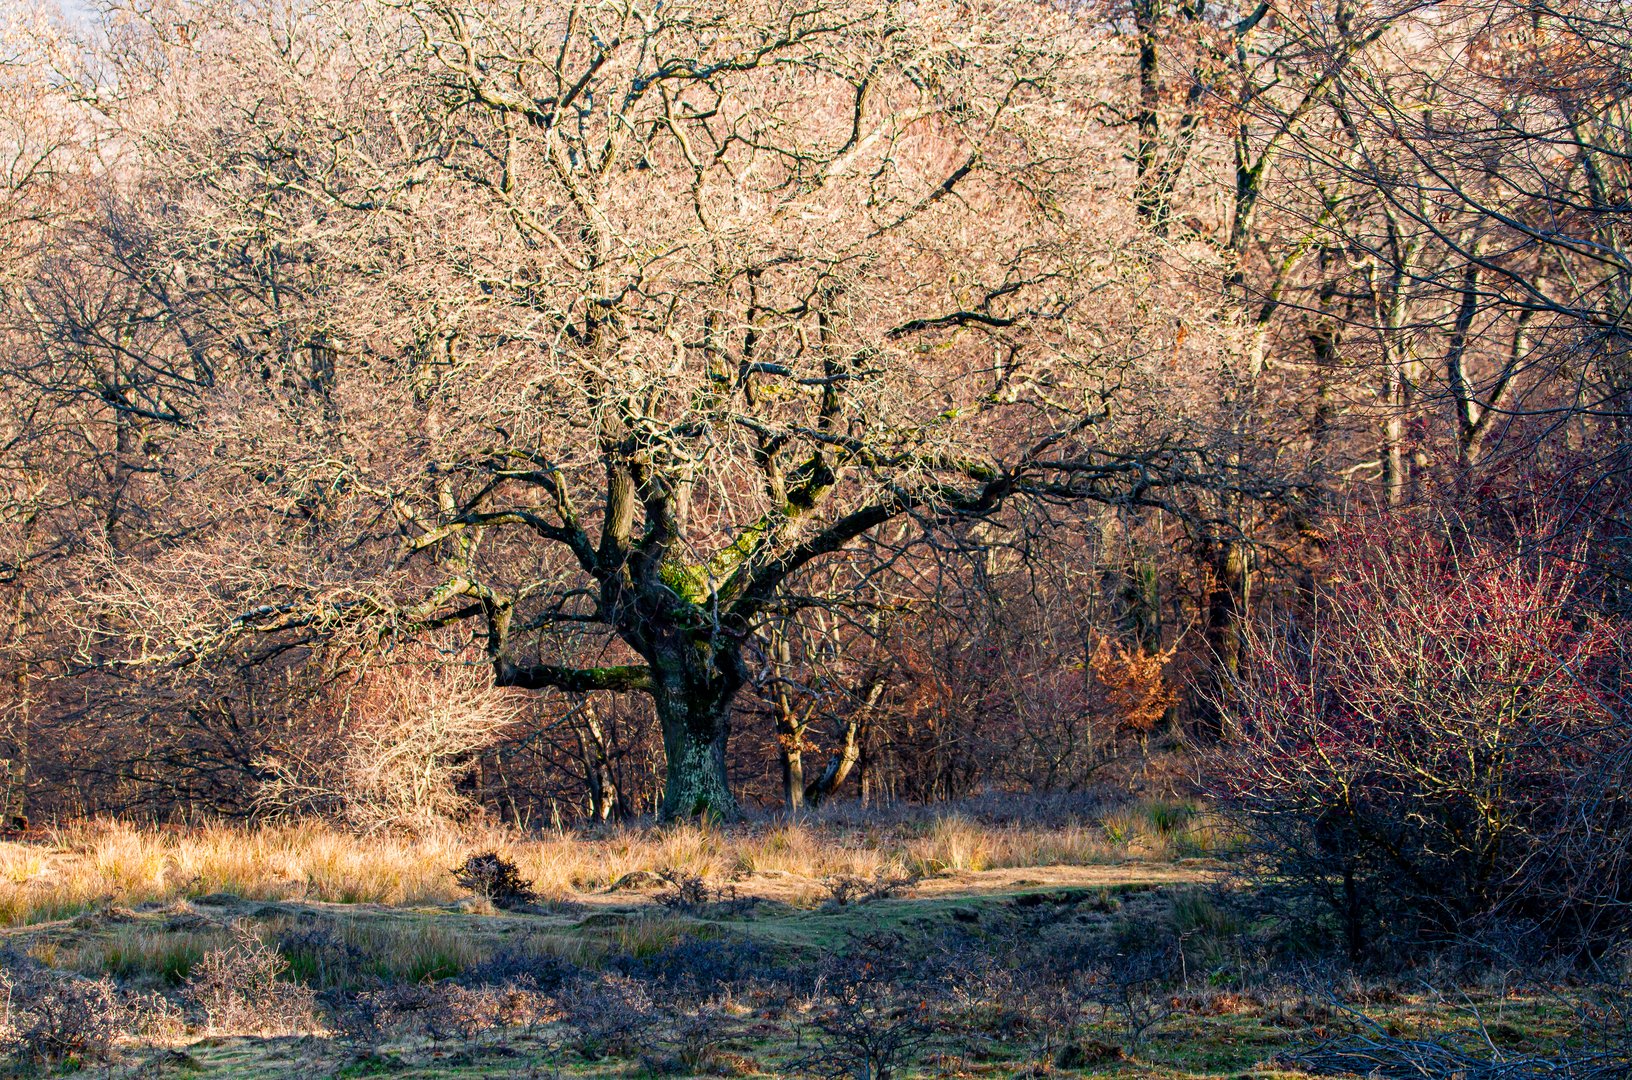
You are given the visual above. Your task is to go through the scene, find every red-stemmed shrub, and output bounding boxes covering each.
[1211,511,1632,959]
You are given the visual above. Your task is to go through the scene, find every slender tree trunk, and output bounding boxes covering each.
[805,683,878,807]
[805,723,862,807]
[767,622,807,813]
[1207,546,1245,676]
[776,685,806,814]
[1381,359,1407,507]
[1342,863,1365,963]
[1308,253,1345,473]
[1110,559,1162,654]
[781,742,805,813]
[1196,534,1250,739]
[576,701,618,822]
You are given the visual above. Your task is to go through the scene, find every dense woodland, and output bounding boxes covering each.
[0,0,1630,944]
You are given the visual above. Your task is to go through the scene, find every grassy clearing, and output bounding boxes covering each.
[0,807,1586,1080]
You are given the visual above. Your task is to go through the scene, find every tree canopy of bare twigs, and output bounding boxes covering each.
[45,0,1254,818]
[0,0,1629,833]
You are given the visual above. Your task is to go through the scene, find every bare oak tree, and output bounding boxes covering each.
[69,0,1240,817]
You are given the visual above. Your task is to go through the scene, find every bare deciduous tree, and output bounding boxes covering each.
[68,0,1241,818]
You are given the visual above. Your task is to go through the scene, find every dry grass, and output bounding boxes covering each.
[0,801,1224,928]
[55,925,232,984]
[0,820,489,926]
[903,803,1230,875]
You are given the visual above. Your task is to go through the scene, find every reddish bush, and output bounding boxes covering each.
[1212,512,1632,958]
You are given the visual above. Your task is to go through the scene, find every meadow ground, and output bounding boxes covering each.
[0,801,1595,1078]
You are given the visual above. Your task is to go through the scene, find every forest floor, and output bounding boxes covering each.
[0,810,1586,1078]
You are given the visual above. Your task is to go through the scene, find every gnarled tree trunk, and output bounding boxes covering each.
[649,639,742,822]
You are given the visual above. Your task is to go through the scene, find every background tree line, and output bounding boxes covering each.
[0,0,1626,887]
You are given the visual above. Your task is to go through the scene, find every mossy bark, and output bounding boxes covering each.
[649,640,741,822]
[656,692,738,822]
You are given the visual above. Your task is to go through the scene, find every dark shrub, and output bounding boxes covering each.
[800,934,936,1080]
[460,941,581,992]
[558,972,662,1059]
[611,933,791,999]
[452,851,539,909]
